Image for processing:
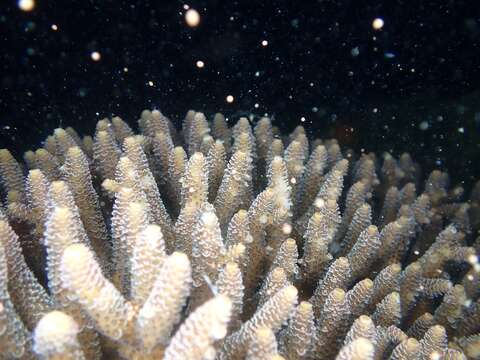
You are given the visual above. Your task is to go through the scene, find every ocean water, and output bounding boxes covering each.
[1,0,479,185]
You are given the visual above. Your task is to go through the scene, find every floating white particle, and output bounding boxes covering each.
[458,127,464,133]
[183,4,189,10]
[255,71,260,76]
[226,95,234,103]
[148,81,154,87]
[123,67,128,72]
[91,51,101,61]
[18,0,35,11]
[261,40,268,46]
[51,24,58,31]
[419,121,429,131]
[314,198,325,209]
[372,18,384,30]
[282,223,292,235]
[196,60,205,68]
[254,103,259,108]
[185,8,200,27]
[351,46,360,57]
[373,108,378,113]
[300,116,306,122]
[468,254,478,265]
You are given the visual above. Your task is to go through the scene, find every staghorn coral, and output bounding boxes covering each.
[0,109,479,360]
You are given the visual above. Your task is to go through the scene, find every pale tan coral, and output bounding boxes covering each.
[281,301,316,359]
[389,338,420,360]
[163,295,232,360]
[216,262,244,331]
[60,244,133,340]
[311,257,351,318]
[346,278,373,320]
[0,237,30,359]
[0,149,25,201]
[33,311,85,360]
[336,337,375,360]
[93,129,121,180]
[344,315,376,345]
[246,326,278,360]
[0,220,52,330]
[313,288,351,359]
[222,285,298,359]
[135,252,191,351]
[63,146,110,264]
[131,225,167,305]
[0,108,475,360]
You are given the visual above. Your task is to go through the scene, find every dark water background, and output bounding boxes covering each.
[1,0,479,187]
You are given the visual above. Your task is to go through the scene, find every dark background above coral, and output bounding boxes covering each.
[1,0,480,186]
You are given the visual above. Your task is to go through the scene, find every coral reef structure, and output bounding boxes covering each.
[0,109,479,359]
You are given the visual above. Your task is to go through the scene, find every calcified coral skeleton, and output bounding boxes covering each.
[0,109,479,360]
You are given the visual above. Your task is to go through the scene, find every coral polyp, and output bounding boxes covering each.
[0,109,479,359]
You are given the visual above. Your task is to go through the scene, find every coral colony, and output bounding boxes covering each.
[0,109,479,359]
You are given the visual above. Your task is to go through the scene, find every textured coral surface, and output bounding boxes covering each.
[0,109,479,359]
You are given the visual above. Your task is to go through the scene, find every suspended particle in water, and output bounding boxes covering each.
[351,46,360,57]
[91,51,101,61]
[196,60,205,68]
[185,8,200,27]
[419,121,429,131]
[282,223,292,235]
[372,18,384,30]
[18,0,35,11]
[226,95,234,103]
[51,24,58,31]
[261,40,269,46]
